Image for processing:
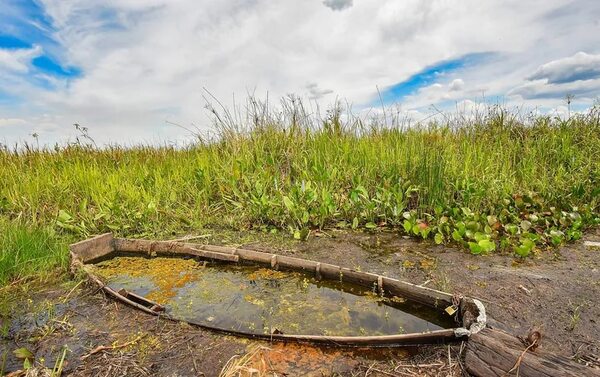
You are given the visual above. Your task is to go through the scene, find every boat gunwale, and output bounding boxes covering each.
[70,233,486,347]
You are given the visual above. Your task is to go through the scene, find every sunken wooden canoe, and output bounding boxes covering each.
[69,233,486,347]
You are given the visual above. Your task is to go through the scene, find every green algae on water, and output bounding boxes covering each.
[91,257,454,337]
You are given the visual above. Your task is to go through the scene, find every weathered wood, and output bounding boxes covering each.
[200,244,237,255]
[69,233,114,263]
[233,248,274,264]
[276,255,319,272]
[71,234,489,347]
[114,238,238,262]
[465,328,600,377]
[248,328,458,346]
[340,268,379,287]
[318,262,343,280]
[188,247,239,262]
[117,288,165,312]
[382,277,454,308]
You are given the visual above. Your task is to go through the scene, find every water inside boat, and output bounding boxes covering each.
[90,256,455,337]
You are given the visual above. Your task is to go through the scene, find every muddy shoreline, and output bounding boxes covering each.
[2,228,599,376]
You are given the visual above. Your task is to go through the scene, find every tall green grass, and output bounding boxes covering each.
[0,100,599,282]
[0,220,67,285]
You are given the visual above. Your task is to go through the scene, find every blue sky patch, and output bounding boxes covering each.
[380,52,495,103]
[32,56,81,78]
[1,0,55,48]
[1,0,82,92]
[0,35,32,49]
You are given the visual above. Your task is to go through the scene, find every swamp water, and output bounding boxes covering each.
[90,256,454,337]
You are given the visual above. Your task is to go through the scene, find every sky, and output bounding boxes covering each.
[1,0,600,146]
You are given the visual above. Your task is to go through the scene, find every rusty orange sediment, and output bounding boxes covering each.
[70,233,487,347]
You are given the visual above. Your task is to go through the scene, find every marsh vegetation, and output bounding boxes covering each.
[1,98,599,286]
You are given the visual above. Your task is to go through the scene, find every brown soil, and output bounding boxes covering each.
[1,227,599,376]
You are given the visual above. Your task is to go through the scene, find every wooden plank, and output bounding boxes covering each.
[187,247,239,262]
[276,255,319,272]
[69,233,114,263]
[233,248,274,264]
[113,238,238,262]
[382,277,454,308]
[339,268,379,287]
[265,328,457,346]
[318,263,343,280]
[465,328,600,377]
[200,245,237,254]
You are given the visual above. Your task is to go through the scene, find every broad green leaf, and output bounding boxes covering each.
[412,224,421,235]
[478,239,496,253]
[57,210,72,223]
[452,230,463,242]
[456,221,466,235]
[520,220,531,231]
[282,196,294,211]
[505,224,519,235]
[474,232,488,242]
[461,207,473,217]
[515,245,531,257]
[434,232,444,244]
[14,347,34,360]
[468,242,483,255]
[466,221,480,232]
[403,220,413,233]
[365,222,377,229]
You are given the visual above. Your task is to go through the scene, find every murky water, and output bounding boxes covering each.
[90,256,454,336]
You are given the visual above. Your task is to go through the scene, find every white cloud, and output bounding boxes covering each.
[0,46,42,73]
[0,118,27,127]
[455,99,487,116]
[323,0,353,11]
[509,52,600,100]
[528,52,600,84]
[509,78,600,100]
[449,78,464,91]
[1,0,600,145]
[306,82,334,100]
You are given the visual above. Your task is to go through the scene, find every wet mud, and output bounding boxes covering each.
[1,226,599,376]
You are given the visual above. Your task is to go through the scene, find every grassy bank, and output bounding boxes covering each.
[1,102,599,284]
[0,220,67,286]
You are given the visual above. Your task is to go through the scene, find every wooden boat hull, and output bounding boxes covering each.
[70,233,486,347]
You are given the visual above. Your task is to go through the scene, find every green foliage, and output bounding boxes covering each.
[13,347,34,370]
[0,220,68,285]
[0,100,599,283]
